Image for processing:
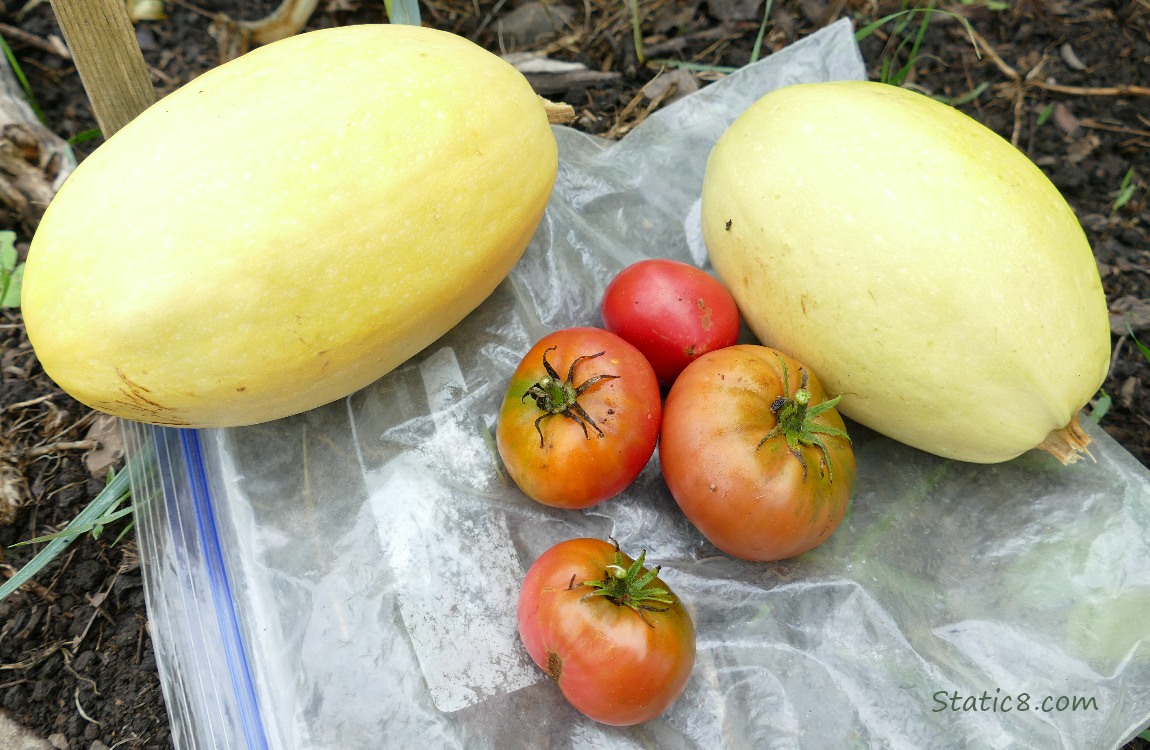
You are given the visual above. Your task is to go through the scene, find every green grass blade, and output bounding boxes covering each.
[1128,320,1150,363]
[748,0,775,64]
[110,520,136,547]
[647,59,738,74]
[627,0,645,66]
[383,0,421,26]
[888,3,932,85]
[68,128,103,145]
[0,442,151,602]
[946,80,990,106]
[0,36,46,124]
[855,7,980,63]
[15,501,135,545]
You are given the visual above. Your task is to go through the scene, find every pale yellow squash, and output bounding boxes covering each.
[24,24,557,428]
[702,80,1110,464]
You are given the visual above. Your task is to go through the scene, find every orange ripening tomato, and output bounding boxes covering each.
[659,345,855,561]
[517,538,696,726]
[496,327,661,508]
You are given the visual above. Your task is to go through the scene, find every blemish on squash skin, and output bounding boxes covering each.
[98,396,189,426]
[116,367,167,410]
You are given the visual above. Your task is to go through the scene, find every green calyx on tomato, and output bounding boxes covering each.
[757,354,851,483]
[521,346,620,446]
[576,542,675,626]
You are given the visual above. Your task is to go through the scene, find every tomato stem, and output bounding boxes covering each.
[757,354,851,482]
[579,541,675,626]
[521,347,619,446]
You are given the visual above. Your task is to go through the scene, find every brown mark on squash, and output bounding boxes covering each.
[110,368,187,422]
[116,368,167,410]
[724,219,732,231]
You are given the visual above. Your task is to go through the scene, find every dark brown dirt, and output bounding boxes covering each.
[1,1,1148,748]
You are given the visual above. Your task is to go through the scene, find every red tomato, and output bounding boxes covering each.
[496,327,661,508]
[517,538,696,726]
[601,258,741,387]
[659,345,855,561]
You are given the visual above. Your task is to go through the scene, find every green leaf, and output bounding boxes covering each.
[1112,167,1137,214]
[383,0,421,26]
[0,230,15,268]
[0,230,21,308]
[1087,389,1111,425]
[0,262,23,308]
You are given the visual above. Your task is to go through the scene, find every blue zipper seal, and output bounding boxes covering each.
[177,428,270,750]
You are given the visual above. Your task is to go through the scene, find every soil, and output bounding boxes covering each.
[1,0,1147,748]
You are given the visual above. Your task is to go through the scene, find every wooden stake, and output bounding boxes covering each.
[49,0,156,138]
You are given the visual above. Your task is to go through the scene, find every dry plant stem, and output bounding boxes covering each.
[0,22,72,59]
[1035,81,1150,97]
[1037,413,1094,465]
[975,27,1150,98]
[4,394,56,412]
[243,0,320,45]
[48,0,156,136]
[967,26,1149,146]
[22,439,99,459]
[0,60,75,232]
[542,97,576,124]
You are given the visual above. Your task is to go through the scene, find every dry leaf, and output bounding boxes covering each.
[1052,101,1080,134]
[1109,295,1150,335]
[82,415,125,480]
[1059,42,1087,71]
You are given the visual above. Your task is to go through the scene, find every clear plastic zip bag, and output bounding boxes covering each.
[123,19,1150,749]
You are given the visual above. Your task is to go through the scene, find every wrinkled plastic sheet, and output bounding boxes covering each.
[123,19,1150,750]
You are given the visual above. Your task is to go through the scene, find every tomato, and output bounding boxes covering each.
[658,345,855,561]
[496,327,661,508]
[601,258,741,387]
[517,538,696,726]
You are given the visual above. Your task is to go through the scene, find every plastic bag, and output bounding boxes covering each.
[124,19,1150,749]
